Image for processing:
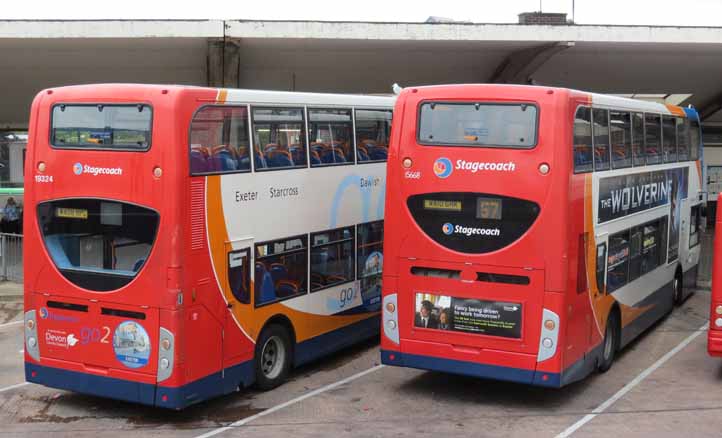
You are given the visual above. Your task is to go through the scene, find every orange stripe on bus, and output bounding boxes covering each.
[216,89,228,104]
[204,175,373,343]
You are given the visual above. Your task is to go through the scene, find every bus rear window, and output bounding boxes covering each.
[51,104,152,150]
[418,102,537,148]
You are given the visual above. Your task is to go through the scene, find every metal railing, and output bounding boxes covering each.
[0,233,22,282]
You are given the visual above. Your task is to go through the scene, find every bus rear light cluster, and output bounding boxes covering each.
[382,293,400,345]
[157,327,175,382]
[715,305,722,316]
[24,310,40,361]
[537,309,560,362]
[715,318,722,328]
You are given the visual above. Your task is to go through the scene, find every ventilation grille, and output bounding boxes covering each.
[190,179,206,250]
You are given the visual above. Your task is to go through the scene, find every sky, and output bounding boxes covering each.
[2,0,721,26]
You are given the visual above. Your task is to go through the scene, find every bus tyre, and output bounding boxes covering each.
[254,324,292,390]
[673,271,684,306]
[598,311,619,373]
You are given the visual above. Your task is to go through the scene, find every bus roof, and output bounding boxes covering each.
[401,83,696,118]
[40,83,396,108]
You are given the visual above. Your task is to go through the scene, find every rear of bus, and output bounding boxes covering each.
[709,193,722,356]
[23,84,189,406]
[381,84,572,386]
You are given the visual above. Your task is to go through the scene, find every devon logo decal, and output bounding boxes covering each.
[442,223,454,235]
[433,157,453,179]
[73,163,83,175]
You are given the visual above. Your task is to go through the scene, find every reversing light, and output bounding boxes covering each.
[160,358,170,369]
[544,319,555,331]
[28,337,37,348]
[716,318,722,328]
[542,338,553,348]
[387,320,397,330]
[716,305,722,316]
[386,302,396,313]
[539,163,550,175]
[402,158,412,168]
[37,162,46,173]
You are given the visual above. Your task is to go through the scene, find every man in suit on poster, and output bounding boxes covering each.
[415,300,439,329]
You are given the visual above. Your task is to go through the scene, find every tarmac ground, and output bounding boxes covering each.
[0,232,719,438]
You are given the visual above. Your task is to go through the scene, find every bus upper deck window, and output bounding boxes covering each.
[573,107,592,173]
[190,106,251,175]
[418,102,537,148]
[51,104,152,150]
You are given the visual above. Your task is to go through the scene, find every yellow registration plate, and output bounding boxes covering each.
[423,199,462,212]
[56,207,88,219]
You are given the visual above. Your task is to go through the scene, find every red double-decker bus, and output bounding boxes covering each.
[708,194,722,356]
[23,84,393,408]
[381,84,703,386]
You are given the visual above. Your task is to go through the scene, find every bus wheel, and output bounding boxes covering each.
[673,271,684,306]
[597,311,619,373]
[254,324,292,390]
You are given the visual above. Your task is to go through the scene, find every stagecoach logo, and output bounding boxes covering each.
[433,157,453,179]
[39,307,48,319]
[72,162,123,176]
[442,222,501,237]
[442,223,454,235]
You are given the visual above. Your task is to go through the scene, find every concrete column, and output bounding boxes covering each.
[207,38,241,88]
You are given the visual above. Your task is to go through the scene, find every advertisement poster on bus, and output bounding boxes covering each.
[414,293,521,338]
[598,168,688,231]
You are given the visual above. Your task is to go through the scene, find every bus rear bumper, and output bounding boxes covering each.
[381,349,561,387]
[708,330,722,357]
[25,361,254,409]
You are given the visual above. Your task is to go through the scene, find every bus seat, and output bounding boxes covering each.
[270,263,288,284]
[268,150,293,168]
[289,145,307,165]
[264,143,279,153]
[259,271,276,304]
[369,146,387,161]
[321,148,345,164]
[357,145,370,162]
[190,149,208,173]
[326,274,347,284]
[276,280,299,298]
[310,150,321,165]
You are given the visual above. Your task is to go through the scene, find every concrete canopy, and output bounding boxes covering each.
[2,19,722,128]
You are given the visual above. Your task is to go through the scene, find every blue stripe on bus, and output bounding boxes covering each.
[25,360,254,410]
[380,350,561,387]
[294,314,380,366]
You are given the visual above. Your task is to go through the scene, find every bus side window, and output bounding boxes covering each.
[645,113,662,165]
[254,235,308,306]
[596,242,607,294]
[573,107,593,173]
[358,221,384,301]
[592,109,610,171]
[310,227,355,292]
[190,106,251,175]
[252,107,307,171]
[610,111,632,169]
[632,112,645,166]
[607,230,630,293]
[629,227,643,282]
[677,118,690,161]
[690,205,701,248]
[690,120,701,161]
[228,248,250,304]
[308,108,354,166]
[662,116,677,163]
[355,109,392,163]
